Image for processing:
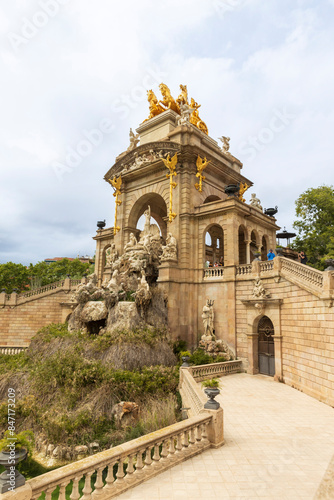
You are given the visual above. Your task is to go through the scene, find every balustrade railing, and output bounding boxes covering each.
[27,415,212,500]
[280,257,323,288]
[203,267,224,278]
[0,346,27,355]
[260,261,274,272]
[236,264,252,275]
[189,360,243,382]
[19,281,65,299]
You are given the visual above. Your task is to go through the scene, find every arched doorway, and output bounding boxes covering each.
[258,316,275,376]
[204,224,224,267]
[261,235,268,261]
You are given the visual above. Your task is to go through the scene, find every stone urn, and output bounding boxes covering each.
[224,184,240,197]
[0,448,27,493]
[264,206,278,217]
[324,259,334,271]
[97,220,106,230]
[181,356,190,367]
[204,387,220,410]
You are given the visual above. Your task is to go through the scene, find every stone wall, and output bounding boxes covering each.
[0,279,79,347]
[234,261,334,407]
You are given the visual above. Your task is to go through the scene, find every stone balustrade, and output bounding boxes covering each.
[280,257,323,288]
[0,346,27,355]
[203,267,224,278]
[189,360,243,382]
[259,261,274,273]
[0,278,84,307]
[235,264,252,275]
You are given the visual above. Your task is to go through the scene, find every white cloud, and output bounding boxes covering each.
[1,0,334,264]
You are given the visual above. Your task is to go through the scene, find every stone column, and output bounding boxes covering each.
[246,332,259,374]
[245,239,251,264]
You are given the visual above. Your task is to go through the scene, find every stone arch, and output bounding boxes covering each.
[203,195,221,204]
[250,229,259,261]
[261,234,269,261]
[102,243,111,270]
[203,223,224,267]
[238,225,247,264]
[257,315,275,376]
[127,192,168,240]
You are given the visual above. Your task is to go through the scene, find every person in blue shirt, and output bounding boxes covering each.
[267,249,275,260]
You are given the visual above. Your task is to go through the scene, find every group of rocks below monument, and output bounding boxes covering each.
[68,206,176,335]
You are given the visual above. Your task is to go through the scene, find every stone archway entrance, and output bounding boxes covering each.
[258,316,275,376]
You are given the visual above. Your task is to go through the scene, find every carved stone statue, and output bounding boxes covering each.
[124,233,138,252]
[218,136,230,154]
[178,102,194,126]
[161,233,178,261]
[249,193,263,211]
[201,299,215,338]
[105,244,118,267]
[252,278,271,299]
[127,128,139,151]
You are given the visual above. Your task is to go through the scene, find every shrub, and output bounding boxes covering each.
[189,349,213,365]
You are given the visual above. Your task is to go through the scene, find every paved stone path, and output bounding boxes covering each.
[115,373,334,500]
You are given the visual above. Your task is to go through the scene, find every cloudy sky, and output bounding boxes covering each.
[1,0,333,266]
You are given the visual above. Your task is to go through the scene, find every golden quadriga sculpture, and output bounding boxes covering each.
[145,83,208,135]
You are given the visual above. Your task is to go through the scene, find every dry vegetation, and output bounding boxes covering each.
[0,324,180,449]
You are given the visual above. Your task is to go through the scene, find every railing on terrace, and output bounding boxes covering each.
[0,346,27,355]
[235,264,252,275]
[11,416,214,500]
[189,360,243,382]
[280,257,324,288]
[19,280,65,299]
[203,267,224,278]
[260,261,274,273]
[70,279,83,286]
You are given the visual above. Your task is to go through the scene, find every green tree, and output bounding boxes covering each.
[292,185,334,269]
[0,262,30,293]
[29,259,91,287]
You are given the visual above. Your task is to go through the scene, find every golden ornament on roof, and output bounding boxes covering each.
[195,155,210,193]
[239,182,250,203]
[107,175,122,234]
[144,83,208,135]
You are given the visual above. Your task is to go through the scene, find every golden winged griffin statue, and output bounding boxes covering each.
[145,84,208,135]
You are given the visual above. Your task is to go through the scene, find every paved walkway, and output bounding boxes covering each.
[114,373,334,500]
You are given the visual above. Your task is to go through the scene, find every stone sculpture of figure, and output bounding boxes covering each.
[107,269,119,291]
[218,136,230,153]
[127,128,139,151]
[161,233,178,261]
[252,278,271,299]
[178,102,194,126]
[124,233,137,252]
[249,193,263,211]
[202,299,215,338]
[105,244,118,267]
[143,205,151,234]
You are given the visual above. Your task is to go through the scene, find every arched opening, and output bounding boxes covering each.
[203,195,221,204]
[261,235,268,261]
[127,193,167,240]
[250,230,258,261]
[128,193,168,241]
[204,224,224,267]
[258,316,275,376]
[238,226,247,264]
[102,244,111,269]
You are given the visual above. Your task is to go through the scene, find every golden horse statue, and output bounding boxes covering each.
[176,84,189,106]
[159,83,180,114]
[145,89,165,120]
